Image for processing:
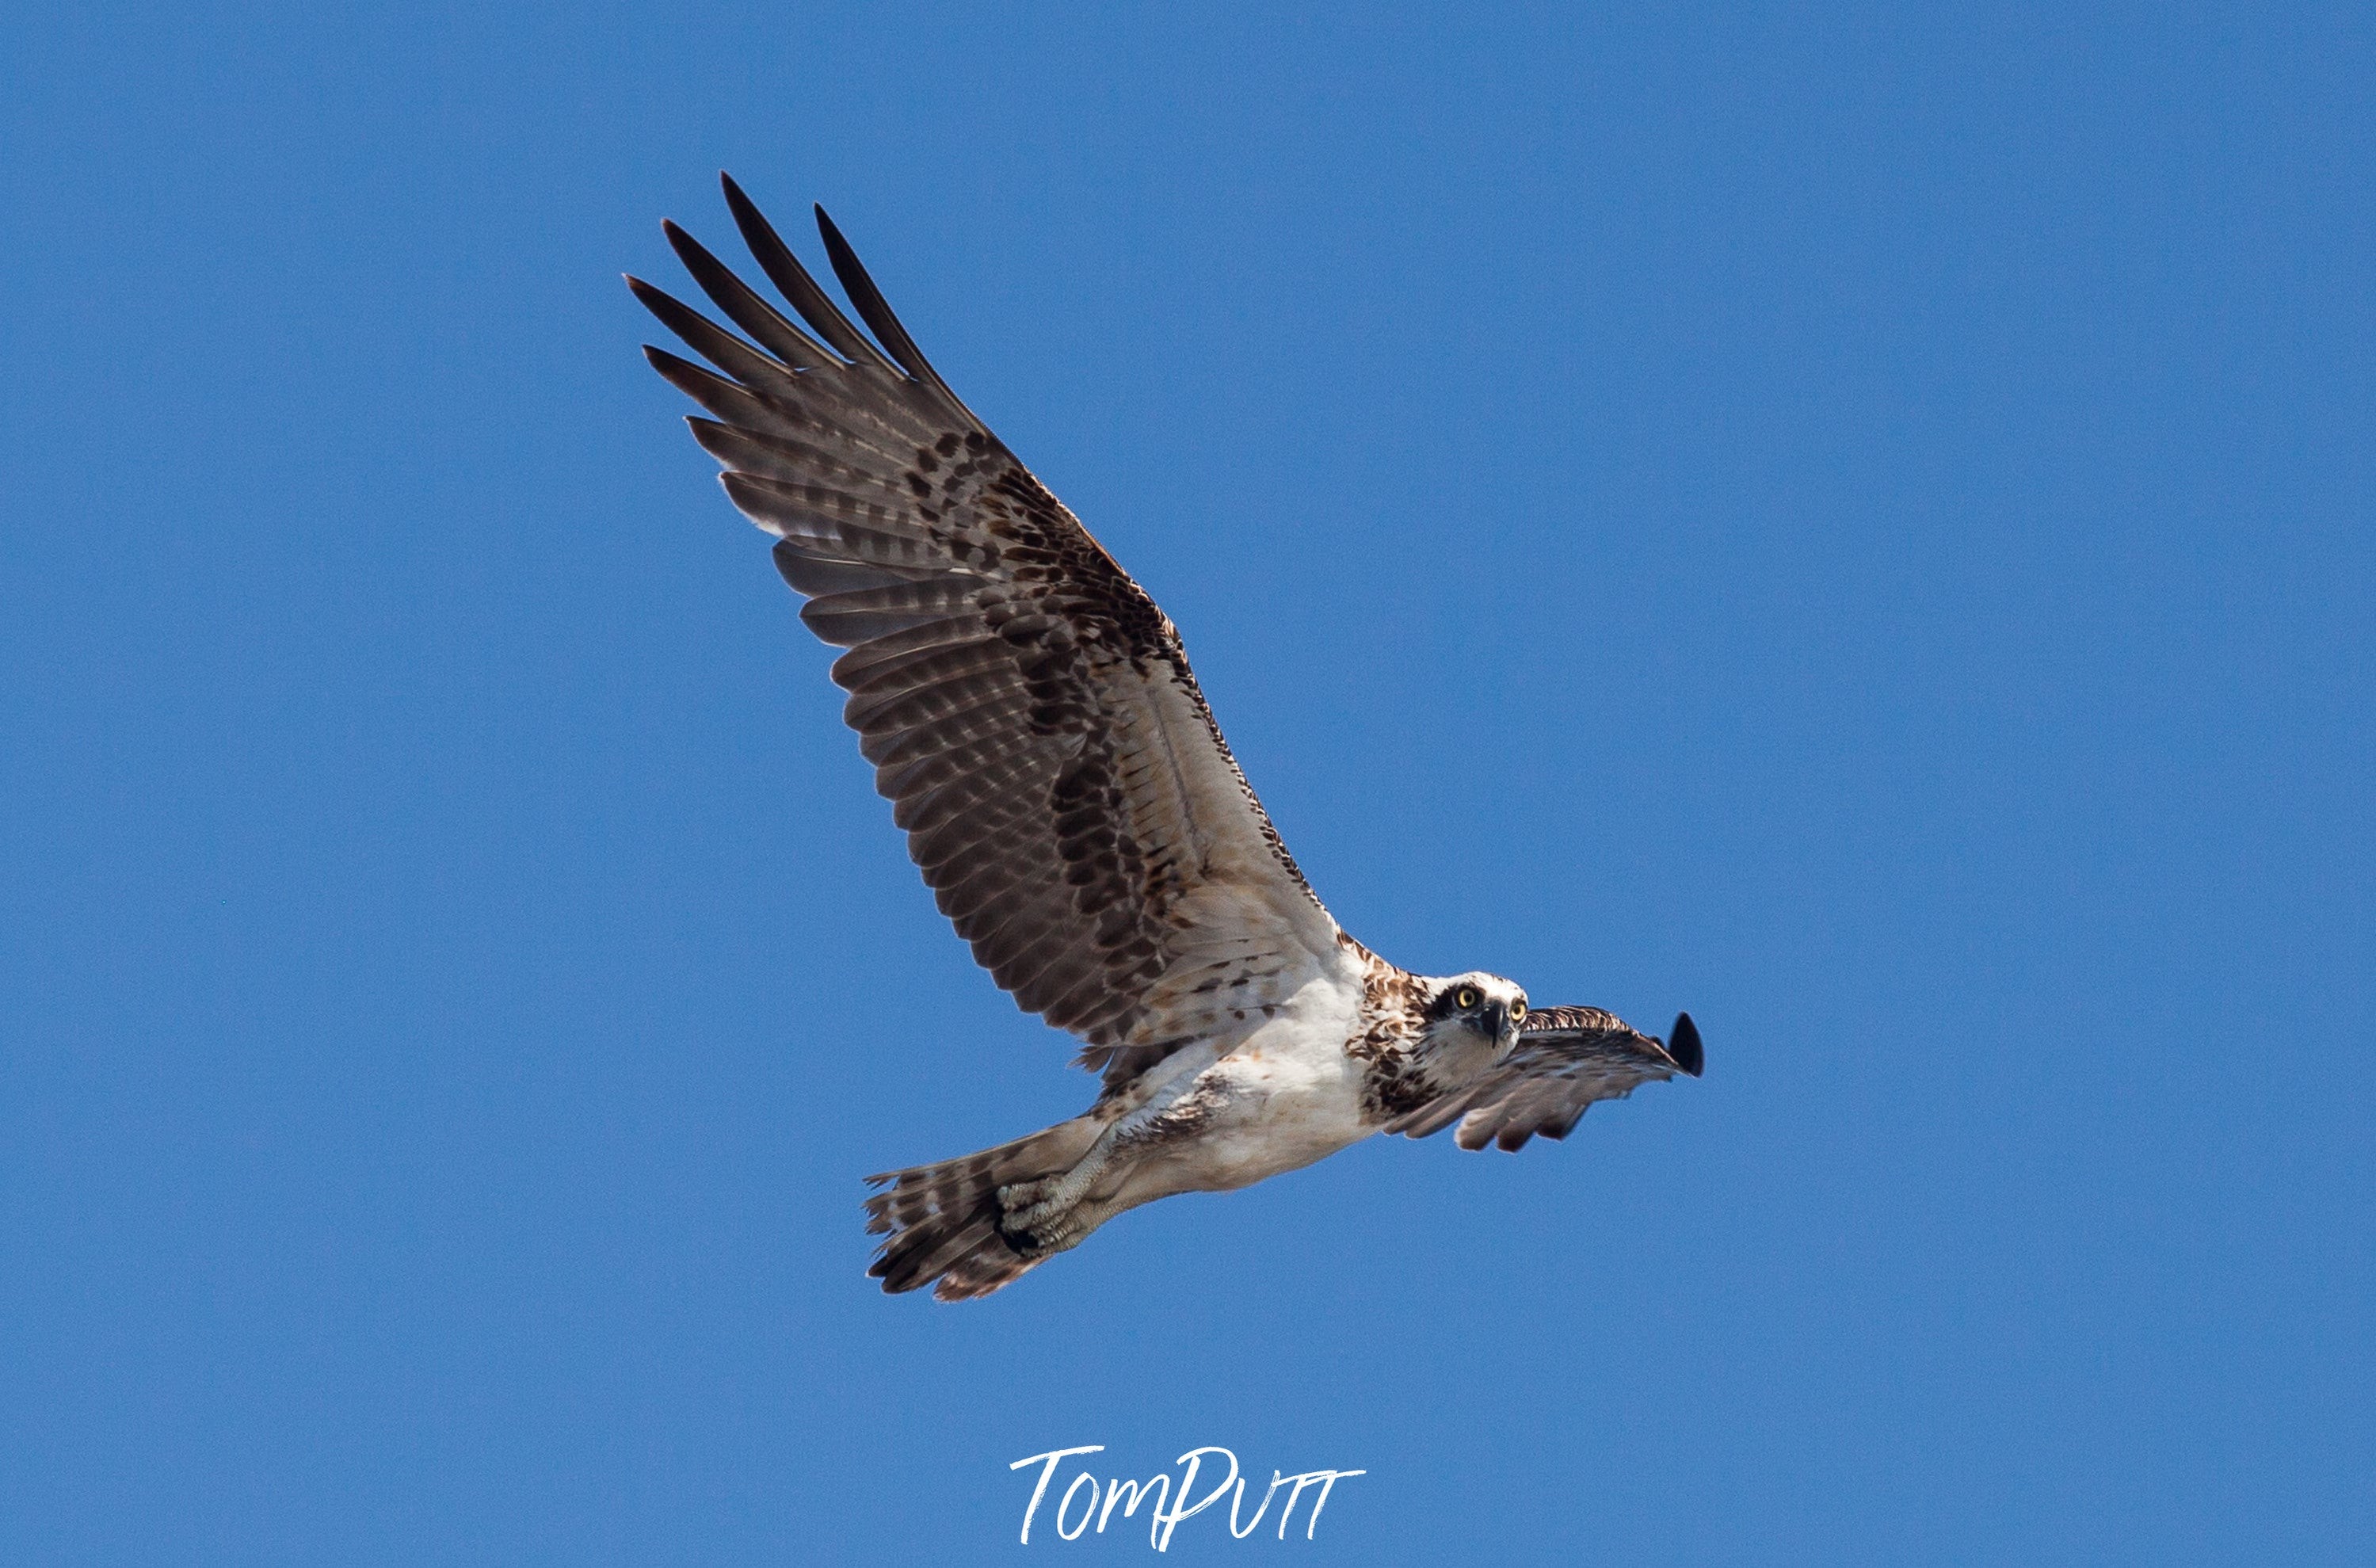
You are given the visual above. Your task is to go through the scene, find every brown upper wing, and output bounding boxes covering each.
[631,176,1343,1079]
[1384,1007,1699,1151]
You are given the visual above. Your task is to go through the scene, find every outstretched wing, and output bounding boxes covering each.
[1386,1009,1703,1152]
[631,175,1343,1082]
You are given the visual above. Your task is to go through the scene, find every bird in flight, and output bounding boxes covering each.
[631,176,1703,1301]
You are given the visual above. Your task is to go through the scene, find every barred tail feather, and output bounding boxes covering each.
[862,1115,1104,1302]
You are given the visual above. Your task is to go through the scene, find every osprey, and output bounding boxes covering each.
[631,177,1703,1302]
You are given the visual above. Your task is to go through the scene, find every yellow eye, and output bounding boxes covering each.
[1510,1000,1527,1022]
[1455,986,1481,1009]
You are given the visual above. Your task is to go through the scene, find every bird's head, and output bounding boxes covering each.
[1419,971,1530,1063]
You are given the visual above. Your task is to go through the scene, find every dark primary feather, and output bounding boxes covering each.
[632,174,1338,1080]
[1384,1005,1694,1153]
[661,220,837,370]
[811,204,968,412]
[719,173,897,373]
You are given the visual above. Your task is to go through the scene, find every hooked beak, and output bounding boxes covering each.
[1484,1001,1518,1054]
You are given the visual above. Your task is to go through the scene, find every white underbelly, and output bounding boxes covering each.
[1203,1083,1371,1187]
[1126,1019,1375,1198]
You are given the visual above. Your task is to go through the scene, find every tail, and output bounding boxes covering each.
[863,1115,1105,1302]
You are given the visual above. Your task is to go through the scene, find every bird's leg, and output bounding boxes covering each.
[997,1085,1199,1251]
[1026,1196,1120,1256]
[997,1112,1139,1234]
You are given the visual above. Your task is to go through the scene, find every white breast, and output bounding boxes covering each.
[1125,958,1375,1197]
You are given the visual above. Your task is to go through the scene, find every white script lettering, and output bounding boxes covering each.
[1009,1445,1364,1550]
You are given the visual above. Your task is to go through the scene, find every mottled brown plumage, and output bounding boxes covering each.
[634,177,1700,1300]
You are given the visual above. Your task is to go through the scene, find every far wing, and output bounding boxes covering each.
[1385,1008,1702,1152]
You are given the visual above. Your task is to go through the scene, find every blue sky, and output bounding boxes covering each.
[3,2,2370,1562]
